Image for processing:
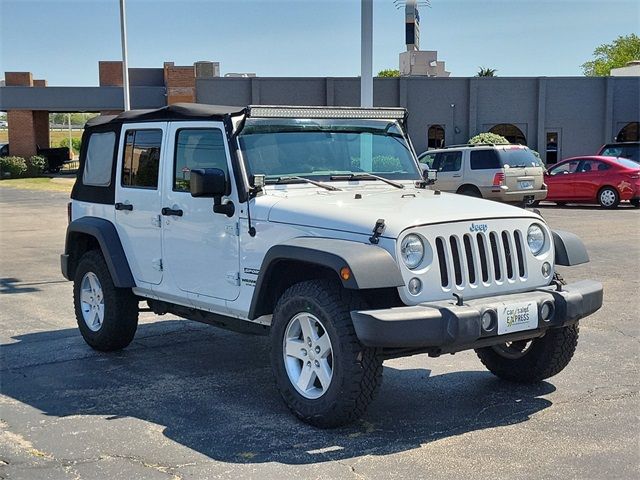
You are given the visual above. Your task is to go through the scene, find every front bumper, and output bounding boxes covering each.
[351,280,602,353]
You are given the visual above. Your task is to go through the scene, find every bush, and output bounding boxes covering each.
[468,132,509,145]
[59,137,82,154]
[350,155,403,172]
[0,156,28,179]
[26,155,47,177]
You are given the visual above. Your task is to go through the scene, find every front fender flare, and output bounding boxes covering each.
[248,237,404,319]
[552,229,589,266]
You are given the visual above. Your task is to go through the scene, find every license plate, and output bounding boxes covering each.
[497,301,538,335]
[519,180,533,189]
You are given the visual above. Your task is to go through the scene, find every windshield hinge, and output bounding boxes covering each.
[151,258,163,271]
[225,223,240,236]
[226,272,241,286]
[369,219,386,245]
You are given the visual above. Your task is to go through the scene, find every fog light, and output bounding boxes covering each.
[408,277,422,295]
[481,310,495,331]
[541,262,551,277]
[540,302,554,322]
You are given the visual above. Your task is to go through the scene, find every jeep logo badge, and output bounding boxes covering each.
[469,223,488,233]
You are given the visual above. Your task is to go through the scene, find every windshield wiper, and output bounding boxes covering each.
[266,176,341,191]
[329,173,404,189]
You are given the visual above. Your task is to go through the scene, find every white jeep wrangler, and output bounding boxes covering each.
[61,104,603,428]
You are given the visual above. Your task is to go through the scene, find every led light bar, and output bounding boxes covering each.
[248,105,407,120]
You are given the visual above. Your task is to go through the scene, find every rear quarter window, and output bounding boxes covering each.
[83,132,116,186]
[470,150,500,170]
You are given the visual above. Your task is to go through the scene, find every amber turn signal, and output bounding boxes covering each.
[340,267,351,281]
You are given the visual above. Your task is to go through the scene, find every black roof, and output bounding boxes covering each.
[86,103,246,128]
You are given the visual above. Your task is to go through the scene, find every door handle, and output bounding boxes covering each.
[161,207,183,217]
[115,202,133,211]
[452,174,462,178]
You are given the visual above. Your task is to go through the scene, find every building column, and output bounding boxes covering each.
[163,62,196,105]
[99,61,125,115]
[5,72,48,158]
[536,77,547,160]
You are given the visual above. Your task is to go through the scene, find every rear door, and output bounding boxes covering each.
[431,150,463,191]
[499,147,543,192]
[573,159,609,200]
[114,123,166,285]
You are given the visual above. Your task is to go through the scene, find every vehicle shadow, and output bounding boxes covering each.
[537,202,637,210]
[1,320,555,465]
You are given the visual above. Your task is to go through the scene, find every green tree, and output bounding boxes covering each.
[377,69,400,77]
[469,132,509,145]
[476,67,497,77]
[582,34,640,76]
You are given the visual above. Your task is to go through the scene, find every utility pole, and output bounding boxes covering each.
[360,0,373,107]
[119,0,131,111]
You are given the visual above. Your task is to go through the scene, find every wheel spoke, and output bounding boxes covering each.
[80,290,92,304]
[297,363,315,391]
[285,339,307,360]
[88,274,99,293]
[298,315,317,342]
[316,333,332,358]
[92,309,101,328]
[316,359,332,390]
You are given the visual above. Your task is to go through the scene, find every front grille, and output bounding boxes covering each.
[435,229,527,289]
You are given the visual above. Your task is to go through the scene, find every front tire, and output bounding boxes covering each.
[475,325,579,383]
[73,250,138,351]
[270,280,382,428]
[631,199,639,208]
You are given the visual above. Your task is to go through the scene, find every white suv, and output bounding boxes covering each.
[61,104,602,427]
[418,144,548,205]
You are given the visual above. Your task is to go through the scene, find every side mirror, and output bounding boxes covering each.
[190,168,235,217]
[190,168,227,197]
[423,169,438,185]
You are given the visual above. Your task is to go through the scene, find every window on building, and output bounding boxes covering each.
[174,128,228,192]
[432,151,462,172]
[83,131,115,186]
[427,124,445,149]
[470,150,500,170]
[121,129,162,189]
[489,124,527,145]
[616,122,639,142]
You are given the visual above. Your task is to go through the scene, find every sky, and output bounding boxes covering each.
[1,0,639,86]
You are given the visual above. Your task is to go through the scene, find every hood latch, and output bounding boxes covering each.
[369,218,386,245]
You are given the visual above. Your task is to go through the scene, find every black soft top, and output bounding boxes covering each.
[86,103,246,128]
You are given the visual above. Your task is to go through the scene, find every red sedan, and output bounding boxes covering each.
[543,156,640,208]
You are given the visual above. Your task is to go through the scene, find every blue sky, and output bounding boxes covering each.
[1,0,638,85]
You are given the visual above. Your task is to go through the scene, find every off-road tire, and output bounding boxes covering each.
[270,280,383,428]
[74,250,138,351]
[475,324,579,383]
[597,186,619,208]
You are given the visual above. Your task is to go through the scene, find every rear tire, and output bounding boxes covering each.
[270,280,383,428]
[475,324,579,383]
[457,185,482,198]
[598,187,619,208]
[73,250,138,351]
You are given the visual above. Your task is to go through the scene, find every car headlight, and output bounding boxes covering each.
[401,234,424,269]
[527,224,545,255]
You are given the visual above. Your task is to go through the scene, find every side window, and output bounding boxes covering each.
[470,150,501,170]
[174,128,228,192]
[432,151,462,172]
[419,152,436,168]
[549,160,579,176]
[121,129,162,189]
[83,131,116,186]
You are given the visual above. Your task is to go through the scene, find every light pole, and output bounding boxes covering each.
[360,0,373,107]
[119,0,131,111]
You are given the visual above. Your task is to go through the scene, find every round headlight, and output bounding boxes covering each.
[527,224,545,256]
[401,234,424,269]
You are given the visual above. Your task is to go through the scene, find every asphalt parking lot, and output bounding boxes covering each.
[0,187,638,480]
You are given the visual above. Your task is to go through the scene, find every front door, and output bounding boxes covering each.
[431,150,463,191]
[115,123,166,285]
[546,159,581,200]
[161,121,241,302]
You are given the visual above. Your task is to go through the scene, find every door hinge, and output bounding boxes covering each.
[225,271,240,286]
[152,258,163,271]
[225,222,240,236]
[152,215,162,228]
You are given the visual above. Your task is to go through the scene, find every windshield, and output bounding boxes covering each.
[600,145,639,163]
[238,118,421,182]
[497,148,541,168]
